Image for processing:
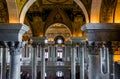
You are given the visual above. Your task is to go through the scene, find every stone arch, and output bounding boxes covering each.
[90,0,102,23]
[74,0,89,23]
[114,0,120,23]
[45,23,71,43]
[20,0,36,23]
[6,0,36,23]
[6,0,19,23]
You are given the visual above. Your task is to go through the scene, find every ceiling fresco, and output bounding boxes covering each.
[42,0,73,4]
[16,0,27,14]
[1,0,119,41]
[25,1,85,37]
[0,0,8,23]
[100,0,117,23]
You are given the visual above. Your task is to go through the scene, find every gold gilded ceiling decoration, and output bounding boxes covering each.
[16,0,27,14]
[42,0,73,4]
[72,15,84,37]
[0,1,8,23]
[100,0,117,23]
[38,0,75,8]
[80,0,92,16]
[45,23,71,42]
[25,0,85,37]
[44,8,72,33]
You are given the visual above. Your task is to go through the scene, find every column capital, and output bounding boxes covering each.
[87,41,102,55]
[0,41,8,48]
[7,41,22,55]
[81,23,120,41]
[0,23,29,42]
[71,37,84,47]
[31,37,46,47]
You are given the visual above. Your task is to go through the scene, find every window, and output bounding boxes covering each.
[57,48,63,61]
[45,48,49,61]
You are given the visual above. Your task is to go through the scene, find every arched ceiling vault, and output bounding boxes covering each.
[90,0,102,23]
[100,0,117,23]
[25,0,85,37]
[5,0,36,23]
[4,0,120,24]
[0,0,8,23]
[6,0,19,23]
[115,0,120,23]
[20,0,36,23]
[74,0,90,23]
[1,0,120,38]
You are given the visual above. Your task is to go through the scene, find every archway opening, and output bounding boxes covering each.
[45,23,71,44]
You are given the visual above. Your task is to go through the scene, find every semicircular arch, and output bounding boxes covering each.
[45,23,71,43]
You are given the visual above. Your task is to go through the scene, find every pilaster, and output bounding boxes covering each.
[0,41,7,79]
[31,37,46,79]
[31,42,37,79]
[71,37,84,79]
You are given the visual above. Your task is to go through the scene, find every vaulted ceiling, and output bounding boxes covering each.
[0,0,120,41]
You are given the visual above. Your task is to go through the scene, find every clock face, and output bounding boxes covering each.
[57,38,63,44]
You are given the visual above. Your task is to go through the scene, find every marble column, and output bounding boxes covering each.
[32,43,37,79]
[107,41,115,79]
[51,44,55,61]
[88,42,99,79]
[64,45,67,61]
[71,46,76,79]
[0,42,7,79]
[49,45,52,61]
[81,23,120,79]
[79,43,85,79]
[0,23,29,79]
[7,41,22,79]
[41,42,45,79]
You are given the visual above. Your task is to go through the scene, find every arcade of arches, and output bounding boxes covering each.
[0,0,120,79]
